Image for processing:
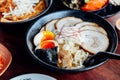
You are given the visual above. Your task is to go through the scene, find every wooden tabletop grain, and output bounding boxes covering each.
[0,1,120,80]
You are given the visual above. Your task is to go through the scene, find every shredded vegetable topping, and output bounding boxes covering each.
[0,0,45,22]
[3,0,40,17]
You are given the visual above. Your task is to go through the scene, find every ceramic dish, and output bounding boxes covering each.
[0,43,12,76]
[26,10,118,73]
[10,73,56,80]
[0,0,53,27]
[60,0,120,18]
[61,0,109,12]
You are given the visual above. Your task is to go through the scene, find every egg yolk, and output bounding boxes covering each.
[41,31,55,42]
[40,40,55,49]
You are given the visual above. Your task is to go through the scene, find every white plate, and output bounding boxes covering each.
[10,73,56,80]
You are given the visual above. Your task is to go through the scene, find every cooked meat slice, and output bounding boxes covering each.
[56,17,83,32]
[79,30,109,54]
[45,19,59,33]
[80,25,107,35]
[74,22,98,28]
[33,32,43,46]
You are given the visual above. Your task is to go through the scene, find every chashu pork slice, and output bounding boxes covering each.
[56,17,83,32]
[39,19,59,32]
[74,22,98,29]
[79,30,109,54]
[39,26,45,32]
[80,25,107,35]
[45,19,59,33]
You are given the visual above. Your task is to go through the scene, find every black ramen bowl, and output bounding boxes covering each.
[26,10,118,73]
[0,0,53,27]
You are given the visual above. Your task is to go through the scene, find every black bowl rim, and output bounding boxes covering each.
[26,10,118,73]
[0,0,53,24]
[102,7,120,18]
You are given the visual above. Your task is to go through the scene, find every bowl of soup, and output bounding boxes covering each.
[26,10,118,73]
[0,0,53,27]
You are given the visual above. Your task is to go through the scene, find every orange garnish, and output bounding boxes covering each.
[40,40,55,49]
[41,31,55,42]
[82,0,108,11]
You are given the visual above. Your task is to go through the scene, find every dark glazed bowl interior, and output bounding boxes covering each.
[0,0,53,27]
[26,10,118,73]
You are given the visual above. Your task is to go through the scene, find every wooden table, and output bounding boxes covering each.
[0,1,120,80]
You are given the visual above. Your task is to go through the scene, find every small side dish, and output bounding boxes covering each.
[0,43,12,76]
[0,0,46,22]
[33,17,109,69]
[62,0,108,11]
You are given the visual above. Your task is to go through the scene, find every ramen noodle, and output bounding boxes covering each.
[0,0,46,22]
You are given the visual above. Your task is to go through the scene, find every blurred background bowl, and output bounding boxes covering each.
[115,18,120,40]
[0,0,53,27]
[26,10,118,73]
[61,0,109,13]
